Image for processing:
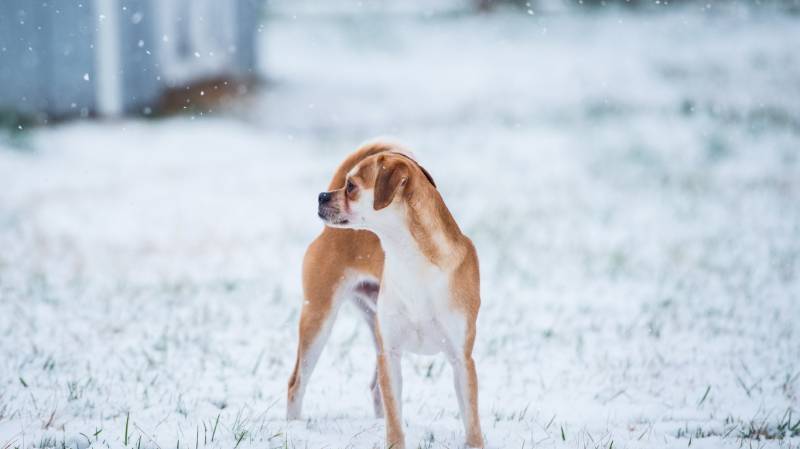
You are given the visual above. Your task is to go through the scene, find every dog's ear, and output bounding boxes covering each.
[373,158,409,211]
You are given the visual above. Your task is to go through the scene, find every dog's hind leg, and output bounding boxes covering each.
[287,239,347,420]
[353,280,383,418]
[286,291,342,420]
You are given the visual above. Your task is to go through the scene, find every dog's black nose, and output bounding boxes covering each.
[318,191,331,205]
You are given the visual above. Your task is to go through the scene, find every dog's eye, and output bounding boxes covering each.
[346,180,356,193]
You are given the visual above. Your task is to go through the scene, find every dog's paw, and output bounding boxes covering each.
[285,405,302,421]
[464,435,484,449]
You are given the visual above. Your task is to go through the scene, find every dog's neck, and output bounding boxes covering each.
[374,187,464,270]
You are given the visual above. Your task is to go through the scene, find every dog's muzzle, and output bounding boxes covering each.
[317,191,348,225]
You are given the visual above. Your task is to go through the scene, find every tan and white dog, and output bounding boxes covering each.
[287,141,484,449]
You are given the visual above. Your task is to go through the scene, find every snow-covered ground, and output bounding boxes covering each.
[2,4,800,449]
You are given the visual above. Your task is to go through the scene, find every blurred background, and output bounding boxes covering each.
[1,1,799,448]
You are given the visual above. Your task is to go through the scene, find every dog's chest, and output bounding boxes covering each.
[378,259,455,355]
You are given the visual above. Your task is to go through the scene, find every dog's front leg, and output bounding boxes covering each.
[376,328,405,448]
[453,354,484,448]
[445,321,484,449]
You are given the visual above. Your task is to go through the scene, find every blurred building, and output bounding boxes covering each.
[0,0,261,120]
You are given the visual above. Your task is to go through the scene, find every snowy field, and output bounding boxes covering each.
[2,4,800,449]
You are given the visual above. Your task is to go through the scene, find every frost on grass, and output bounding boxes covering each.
[1,6,800,449]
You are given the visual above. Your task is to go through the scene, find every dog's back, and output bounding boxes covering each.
[325,141,395,191]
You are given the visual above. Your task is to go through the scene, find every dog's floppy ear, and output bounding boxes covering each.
[373,157,409,211]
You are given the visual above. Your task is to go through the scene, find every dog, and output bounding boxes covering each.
[287,141,484,449]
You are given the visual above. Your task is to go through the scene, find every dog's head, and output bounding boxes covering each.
[317,152,436,231]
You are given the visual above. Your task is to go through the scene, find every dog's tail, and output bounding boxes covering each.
[327,139,401,190]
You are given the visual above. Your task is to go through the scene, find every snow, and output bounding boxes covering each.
[2,5,800,449]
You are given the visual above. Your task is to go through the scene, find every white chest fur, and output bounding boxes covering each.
[375,228,465,356]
